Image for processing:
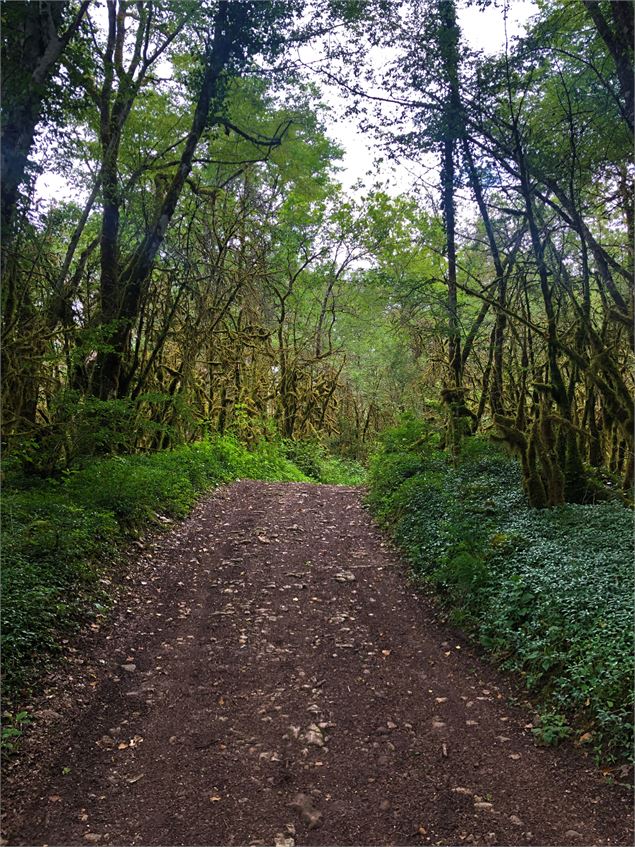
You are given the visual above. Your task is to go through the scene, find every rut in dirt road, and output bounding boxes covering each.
[3,482,632,847]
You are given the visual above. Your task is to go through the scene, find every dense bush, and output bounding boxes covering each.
[1,437,307,702]
[281,439,366,485]
[368,421,634,763]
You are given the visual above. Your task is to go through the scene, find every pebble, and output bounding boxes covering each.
[565,831,583,840]
[290,793,323,830]
[302,809,322,829]
[34,709,62,722]
[304,725,324,746]
[83,835,102,844]
[380,799,391,811]
[120,664,137,672]
[334,571,356,583]
[509,815,523,826]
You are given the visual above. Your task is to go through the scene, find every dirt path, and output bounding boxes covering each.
[3,482,632,846]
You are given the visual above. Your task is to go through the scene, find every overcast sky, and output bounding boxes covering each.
[34,0,537,205]
[323,0,537,193]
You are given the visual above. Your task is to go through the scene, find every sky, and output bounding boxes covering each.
[34,0,538,205]
[322,0,537,193]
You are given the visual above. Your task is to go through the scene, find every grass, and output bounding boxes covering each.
[366,417,634,764]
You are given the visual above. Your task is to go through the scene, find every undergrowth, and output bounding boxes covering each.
[367,417,634,765]
[1,436,307,713]
[281,439,366,485]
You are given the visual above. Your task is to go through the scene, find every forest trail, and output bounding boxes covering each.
[3,482,631,847]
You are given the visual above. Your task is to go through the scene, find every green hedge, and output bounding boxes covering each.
[1,437,307,701]
[367,419,634,764]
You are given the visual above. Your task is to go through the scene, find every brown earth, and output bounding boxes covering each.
[2,481,632,847]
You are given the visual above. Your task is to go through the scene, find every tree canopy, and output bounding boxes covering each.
[2,0,632,503]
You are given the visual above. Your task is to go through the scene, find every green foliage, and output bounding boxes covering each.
[318,454,366,486]
[532,713,573,747]
[281,439,324,479]
[366,415,442,517]
[281,439,366,485]
[1,710,32,754]
[215,437,309,483]
[367,422,634,763]
[0,437,307,705]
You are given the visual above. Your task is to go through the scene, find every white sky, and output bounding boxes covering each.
[324,0,537,193]
[35,0,537,205]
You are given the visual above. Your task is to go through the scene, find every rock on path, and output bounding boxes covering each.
[2,482,632,846]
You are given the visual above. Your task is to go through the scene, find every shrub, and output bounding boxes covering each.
[281,439,324,480]
[281,438,366,485]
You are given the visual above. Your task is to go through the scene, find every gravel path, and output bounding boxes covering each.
[3,482,632,846]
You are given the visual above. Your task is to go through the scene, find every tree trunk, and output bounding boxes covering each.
[1,1,89,272]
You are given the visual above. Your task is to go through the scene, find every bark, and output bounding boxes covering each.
[1,1,90,270]
[582,0,634,133]
[93,1,236,399]
[438,0,462,390]
[461,137,507,414]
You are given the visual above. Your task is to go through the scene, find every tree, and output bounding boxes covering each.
[1,0,90,273]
